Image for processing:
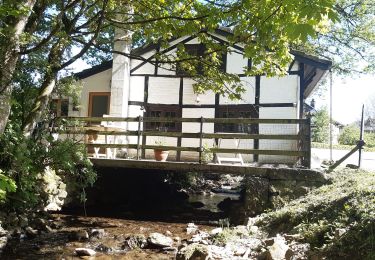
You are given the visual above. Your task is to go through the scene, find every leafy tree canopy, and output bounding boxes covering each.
[296,0,375,74]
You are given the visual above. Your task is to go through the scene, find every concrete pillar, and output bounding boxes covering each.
[110,27,131,121]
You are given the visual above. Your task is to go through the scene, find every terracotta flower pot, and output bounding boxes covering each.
[154,149,169,161]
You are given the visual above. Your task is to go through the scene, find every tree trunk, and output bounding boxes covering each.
[0,0,36,135]
[22,41,63,136]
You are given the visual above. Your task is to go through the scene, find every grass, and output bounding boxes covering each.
[256,169,375,259]
[312,142,375,152]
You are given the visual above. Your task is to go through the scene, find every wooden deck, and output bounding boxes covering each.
[59,116,312,167]
[91,158,326,182]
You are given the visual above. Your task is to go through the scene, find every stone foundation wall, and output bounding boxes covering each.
[229,169,327,224]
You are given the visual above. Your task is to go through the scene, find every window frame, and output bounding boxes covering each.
[144,104,182,132]
[88,92,111,117]
[215,105,258,133]
[50,98,69,117]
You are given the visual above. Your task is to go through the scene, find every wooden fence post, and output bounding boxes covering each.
[136,116,143,160]
[199,116,204,164]
[300,118,312,168]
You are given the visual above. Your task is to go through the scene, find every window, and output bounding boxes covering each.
[176,44,202,76]
[216,105,257,133]
[176,44,227,76]
[50,99,69,117]
[145,105,181,131]
[88,92,110,117]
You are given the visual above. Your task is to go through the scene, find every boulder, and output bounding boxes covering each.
[18,215,28,228]
[95,243,113,253]
[0,236,8,252]
[148,232,173,248]
[209,227,223,236]
[75,247,96,256]
[0,226,8,237]
[72,230,89,241]
[189,231,209,244]
[176,243,210,260]
[34,218,52,232]
[264,236,290,260]
[25,227,38,238]
[123,234,148,250]
[186,223,198,235]
[90,228,105,240]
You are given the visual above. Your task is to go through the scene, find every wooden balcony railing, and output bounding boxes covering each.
[57,116,311,168]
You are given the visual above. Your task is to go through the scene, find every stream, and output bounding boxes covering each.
[2,170,243,259]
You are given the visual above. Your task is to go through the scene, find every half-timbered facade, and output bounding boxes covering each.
[68,28,331,163]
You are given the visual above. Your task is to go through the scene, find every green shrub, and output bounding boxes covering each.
[338,124,375,148]
[0,170,17,202]
[311,108,330,143]
[338,125,360,145]
[0,119,96,211]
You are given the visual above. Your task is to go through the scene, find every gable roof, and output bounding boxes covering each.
[74,28,332,98]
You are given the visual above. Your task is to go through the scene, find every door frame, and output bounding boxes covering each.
[88,92,111,117]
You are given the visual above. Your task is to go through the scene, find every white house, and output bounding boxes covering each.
[57,28,331,164]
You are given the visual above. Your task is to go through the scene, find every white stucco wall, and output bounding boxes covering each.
[129,76,145,102]
[183,78,215,105]
[258,107,299,163]
[226,49,248,74]
[77,68,112,117]
[260,75,299,103]
[148,77,180,104]
[220,77,256,105]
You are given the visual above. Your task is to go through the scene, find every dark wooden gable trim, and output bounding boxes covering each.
[130,35,196,74]
[141,76,149,159]
[291,50,332,70]
[253,75,261,161]
[176,77,184,161]
[74,60,113,79]
[299,63,305,119]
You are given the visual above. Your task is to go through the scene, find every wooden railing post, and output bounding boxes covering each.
[136,116,143,160]
[199,116,204,164]
[301,118,311,168]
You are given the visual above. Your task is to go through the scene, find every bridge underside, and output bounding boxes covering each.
[91,158,326,182]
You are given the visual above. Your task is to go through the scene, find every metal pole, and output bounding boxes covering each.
[358,104,365,168]
[329,69,333,162]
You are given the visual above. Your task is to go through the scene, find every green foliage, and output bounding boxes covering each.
[257,169,375,259]
[166,172,200,190]
[312,108,330,143]
[338,125,375,147]
[338,124,360,145]
[201,143,214,164]
[4,0,339,106]
[295,0,375,74]
[0,118,96,210]
[364,132,375,148]
[0,170,17,202]
[312,142,375,152]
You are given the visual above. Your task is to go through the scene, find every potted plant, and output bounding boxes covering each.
[154,139,169,161]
